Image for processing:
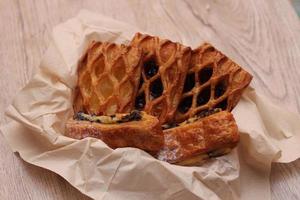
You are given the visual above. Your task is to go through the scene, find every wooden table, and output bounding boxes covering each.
[0,0,299,199]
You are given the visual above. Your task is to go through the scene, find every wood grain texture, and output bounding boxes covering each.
[0,0,299,199]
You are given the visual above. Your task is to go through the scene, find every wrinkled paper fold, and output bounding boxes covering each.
[1,10,300,200]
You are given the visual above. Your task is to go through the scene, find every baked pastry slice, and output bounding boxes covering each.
[130,33,191,124]
[74,41,143,115]
[157,110,239,165]
[69,41,164,153]
[158,43,252,165]
[175,43,252,122]
[65,111,163,153]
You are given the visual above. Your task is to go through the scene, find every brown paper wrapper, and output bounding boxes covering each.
[1,10,300,200]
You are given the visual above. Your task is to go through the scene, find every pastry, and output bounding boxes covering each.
[175,43,252,122]
[130,33,191,124]
[69,41,163,153]
[158,110,239,165]
[74,41,143,115]
[66,36,252,165]
[157,43,251,165]
[65,110,164,153]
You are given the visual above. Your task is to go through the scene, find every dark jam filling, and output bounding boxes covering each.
[74,110,142,124]
[183,73,195,93]
[117,110,142,123]
[199,66,213,84]
[144,59,159,79]
[162,108,222,130]
[196,86,211,106]
[135,92,146,110]
[196,108,222,118]
[207,148,231,158]
[178,96,193,114]
[214,80,227,98]
[161,122,177,130]
[150,78,163,99]
[216,98,228,110]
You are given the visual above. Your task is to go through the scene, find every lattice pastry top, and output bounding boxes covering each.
[130,33,192,124]
[175,43,253,122]
[73,41,143,115]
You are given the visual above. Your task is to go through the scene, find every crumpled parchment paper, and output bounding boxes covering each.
[1,10,300,200]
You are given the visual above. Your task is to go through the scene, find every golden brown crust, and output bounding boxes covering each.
[69,36,249,165]
[65,112,163,153]
[74,41,143,115]
[157,111,239,164]
[130,33,191,124]
[175,43,252,122]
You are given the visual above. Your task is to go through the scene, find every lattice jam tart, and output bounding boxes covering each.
[157,43,252,165]
[130,33,192,124]
[68,41,164,153]
[66,36,253,166]
[73,41,143,115]
[175,43,253,122]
